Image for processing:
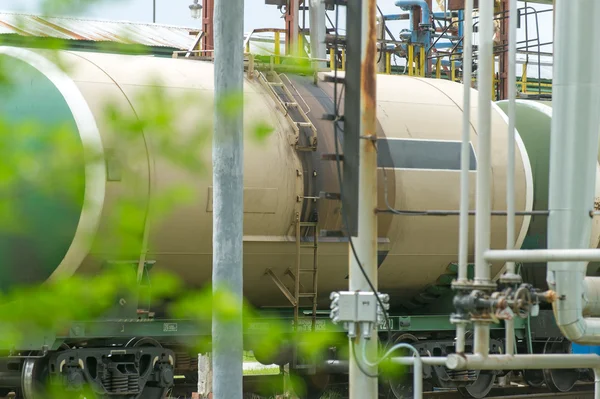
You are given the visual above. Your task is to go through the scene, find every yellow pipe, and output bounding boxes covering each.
[274,32,281,65]
[342,48,346,71]
[420,46,426,77]
[436,57,441,79]
[451,59,456,82]
[330,48,335,70]
[386,52,392,75]
[408,45,414,76]
[521,62,528,93]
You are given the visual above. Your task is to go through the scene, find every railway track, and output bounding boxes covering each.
[313,383,596,399]
[421,384,595,399]
[0,382,591,399]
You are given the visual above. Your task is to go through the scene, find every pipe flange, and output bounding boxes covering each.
[452,279,476,291]
[472,281,498,292]
[450,315,471,326]
[499,273,523,284]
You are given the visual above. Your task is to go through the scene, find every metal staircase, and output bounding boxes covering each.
[259,69,320,333]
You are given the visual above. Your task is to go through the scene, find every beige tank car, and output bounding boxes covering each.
[3,46,597,312]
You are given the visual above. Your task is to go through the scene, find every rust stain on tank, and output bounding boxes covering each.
[361,0,378,153]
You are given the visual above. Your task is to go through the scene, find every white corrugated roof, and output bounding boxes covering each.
[0,11,199,50]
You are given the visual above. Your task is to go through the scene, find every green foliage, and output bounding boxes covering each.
[0,267,181,349]
[216,91,245,119]
[0,5,331,397]
[252,120,276,143]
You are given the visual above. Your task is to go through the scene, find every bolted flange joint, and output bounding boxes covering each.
[499,271,523,285]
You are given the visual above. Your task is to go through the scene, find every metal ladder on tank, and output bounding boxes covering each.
[256,70,318,152]
[259,69,320,334]
[290,216,319,332]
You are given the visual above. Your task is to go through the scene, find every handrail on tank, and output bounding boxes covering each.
[171,50,257,78]
[419,5,552,96]
[243,27,287,55]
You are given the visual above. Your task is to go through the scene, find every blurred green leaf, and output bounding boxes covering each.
[252,120,275,142]
[216,91,244,118]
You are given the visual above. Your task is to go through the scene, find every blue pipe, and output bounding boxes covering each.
[395,0,432,75]
[394,0,431,27]
[458,10,464,38]
[457,10,464,55]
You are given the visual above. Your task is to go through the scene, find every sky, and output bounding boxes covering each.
[2,0,287,31]
[1,0,553,39]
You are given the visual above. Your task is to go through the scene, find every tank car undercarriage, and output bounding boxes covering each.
[0,338,176,399]
[0,310,593,399]
[245,309,597,399]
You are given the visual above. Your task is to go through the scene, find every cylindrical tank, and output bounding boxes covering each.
[496,99,600,290]
[0,46,537,309]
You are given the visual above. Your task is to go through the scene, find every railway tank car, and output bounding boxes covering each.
[2,45,600,398]
[0,46,537,308]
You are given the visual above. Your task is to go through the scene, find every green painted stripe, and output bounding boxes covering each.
[0,54,85,291]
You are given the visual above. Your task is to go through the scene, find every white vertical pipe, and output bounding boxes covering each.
[546,0,600,344]
[505,0,518,279]
[456,323,467,353]
[474,0,494,287]
[458,0,474,284]
[472,0,495,356]
[309,0,327,69]
[505,318,515,356]
[474,323,490,356]
[454,0,474,357]
[414,356,423,399]
[289,0,300,55]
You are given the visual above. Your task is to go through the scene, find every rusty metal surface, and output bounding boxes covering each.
[201,0,214,56]
[0,12,198,49]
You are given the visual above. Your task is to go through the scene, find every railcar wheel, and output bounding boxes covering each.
[21,357,49,399]
[457,372,495,399]
[384,334,433,399]
[125,337,172,399]
[22,345,84,399]
[542,339,578,393]
[523,369,544,388]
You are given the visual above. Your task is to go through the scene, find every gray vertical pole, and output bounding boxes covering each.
[212,0,244,397]
[348,0,378,397]
[153,0,156,23]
